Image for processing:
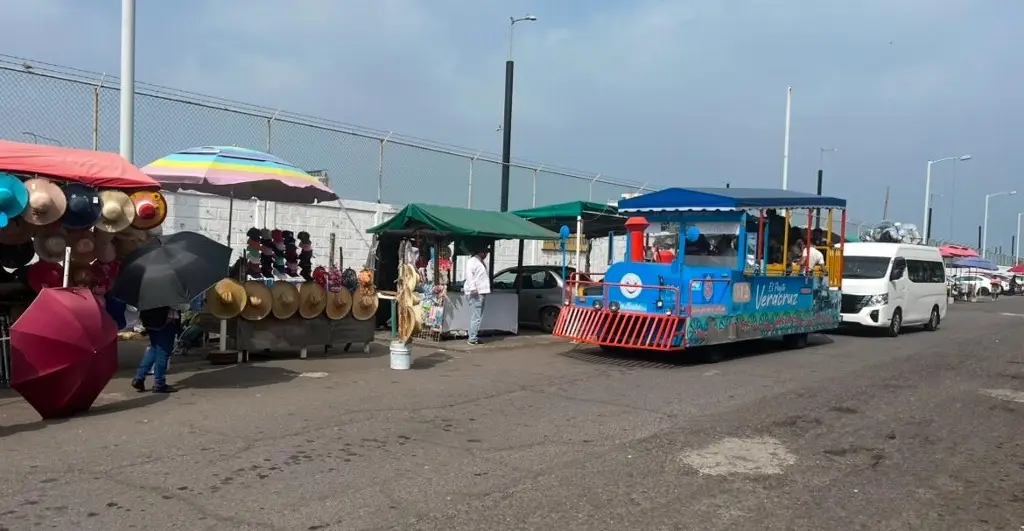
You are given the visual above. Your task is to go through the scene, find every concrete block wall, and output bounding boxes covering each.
[161,191,624,277]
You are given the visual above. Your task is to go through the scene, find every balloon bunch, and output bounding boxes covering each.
[859,220,923,244]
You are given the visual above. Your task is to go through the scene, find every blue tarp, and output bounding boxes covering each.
[618,187,847,212]
[951,257,998,271]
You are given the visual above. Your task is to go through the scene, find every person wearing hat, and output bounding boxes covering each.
[0,172,28,229]
[62,183,102,230]
[131,305,182,394]
[462,245,491,345]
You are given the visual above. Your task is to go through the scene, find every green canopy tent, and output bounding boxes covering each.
[513,201,627,271]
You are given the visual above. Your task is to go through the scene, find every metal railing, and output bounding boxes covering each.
[0,55,651,211]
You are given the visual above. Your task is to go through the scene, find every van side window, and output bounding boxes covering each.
[928,261,946,283]
[891,257,907,279]
[907,259,945,283]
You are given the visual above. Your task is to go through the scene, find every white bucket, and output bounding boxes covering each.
[390,341,411,370]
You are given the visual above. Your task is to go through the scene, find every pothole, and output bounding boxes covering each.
[680,436,796,476]
[979,389,1024,403]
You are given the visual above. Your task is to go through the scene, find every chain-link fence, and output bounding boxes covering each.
[0,56,650,211]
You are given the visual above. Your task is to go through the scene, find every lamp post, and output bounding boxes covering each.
[1016,212,1024,264]
[982,190,1017,257]
[928,192,942,241]
[922,154,971,242]
[815,147,837,228]
[120,0,136,162]
[498,14,537,213]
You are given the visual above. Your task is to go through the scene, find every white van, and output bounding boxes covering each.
[840,243,947,337]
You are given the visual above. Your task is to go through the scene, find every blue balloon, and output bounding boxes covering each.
[685,226,701,242]
[559,225,571,239]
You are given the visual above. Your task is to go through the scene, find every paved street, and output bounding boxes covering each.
[1,299,1022,531]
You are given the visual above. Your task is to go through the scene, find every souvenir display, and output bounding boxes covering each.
[259,229,274,278]
[205,278,247,319]
[245,228,262,278]
[241,280,273,321]
[272,229,286,274]
[0,217,32,244]
[298,281,327,319]
[325,289,352,320]
[128,190,168,231]
[68,230,96,264]
[25,261,63,293]
[0,172,28,228]
[95,190,136,233]
[61,183,102,230]
[297,231,313,281]
[352,269,380,322]
[21,178,66,226]
[270,281,299,320]
[33,231,67,263]
[67,262,95,287]
[341,268,358,291]
[283,230,299,277]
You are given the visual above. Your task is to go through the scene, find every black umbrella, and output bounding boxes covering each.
[109,231,232,311]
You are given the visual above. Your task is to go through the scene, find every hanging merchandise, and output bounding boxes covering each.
[341,268,359,292]
[311,266,328,290]
[61,183,102,230]
[245,228,262,278]
[94,190,136,233]
[395,263,423,342]
[33,231,67,263]
[298,281,327,319]
[128,190,168,231]
[325,288,352,320]
[270,281,300,320]
[241,280,273,321]
[0,172,28,228]
[95,237,116,264]
[297,231,313,281]
[271,229,286,274]
[327,267,342,292]
[352,269,380,322]
[0,217,32,244]
[259,229,274,278]
[21,178,66,226]
[68,231,96,264]
[25,261,63,293]
[68,262,95,287]
[204,278,247,319]
[91,259,120,296]
[0,241,34,269]
[282,230,299,277]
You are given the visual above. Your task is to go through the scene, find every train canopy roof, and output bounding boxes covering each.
[618,187,847,213]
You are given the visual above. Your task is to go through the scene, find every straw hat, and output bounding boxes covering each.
[270,281,300,319]
[0,241,34,269]
[241,280,273,321]
[68,262,95,287]
[0,216,32,245]
[33,231,67,263]
[204,278,247,319]
[0,172,27,228]
[298,281,327,319]
[95,190,136,233]
[68,230,96,263]
[325,289,352,320]
[129,190,168,231]
[61,183,102,230]
[351,288,379,321]
[21,178,67,226]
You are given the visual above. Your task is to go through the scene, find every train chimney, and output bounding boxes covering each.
[624,216,649,263]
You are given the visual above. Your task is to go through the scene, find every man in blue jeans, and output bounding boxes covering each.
[131,307,180,393]
[462,246,491,345]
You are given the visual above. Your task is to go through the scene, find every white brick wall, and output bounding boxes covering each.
[162,191,625,276]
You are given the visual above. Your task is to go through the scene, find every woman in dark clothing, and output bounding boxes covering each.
[130,306,180,393]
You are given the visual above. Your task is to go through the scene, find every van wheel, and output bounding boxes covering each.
[923,306,940,331]
[886,308,902,337]
[782,333,809,349]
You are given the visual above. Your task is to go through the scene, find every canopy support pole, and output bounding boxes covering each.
[574,216,583,270]
[516,240,525,295]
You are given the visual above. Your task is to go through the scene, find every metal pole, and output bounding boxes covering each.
[815,169,823,229]
[119,0,136,162]
[530,164,544,265]
[588,173,601,201]
[376,132,392,204]
[781,86,792,190]
[467,151,480,208]
[949,160,958,240]
[500,59,514,212]
[982,194,990,256]
[92,74,105,151]
[1016,213,1022,263]
[922,161,933,241]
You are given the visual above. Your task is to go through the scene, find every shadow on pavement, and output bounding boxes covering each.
[411,351,454,370]
[561,334,835,369]
[175,364,300,390]
[0,393,169,439]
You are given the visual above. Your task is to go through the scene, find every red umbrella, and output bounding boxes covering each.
[10,287,119,419]
[0,140,160,190]
[1009,264,1024,274]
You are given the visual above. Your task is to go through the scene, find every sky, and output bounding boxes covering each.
[0,0,1021,248]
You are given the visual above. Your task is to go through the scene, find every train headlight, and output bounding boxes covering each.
[608,301,620,312]
[592,300,604,310]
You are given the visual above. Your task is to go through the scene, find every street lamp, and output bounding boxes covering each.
[927,192,942,240]
[922,154,971,242]
[498,14,538,213]
[982,190,1017,257]
[1016,212,1024,264]
[815,147,837,229]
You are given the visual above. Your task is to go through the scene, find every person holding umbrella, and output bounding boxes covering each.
[131,306,181,393]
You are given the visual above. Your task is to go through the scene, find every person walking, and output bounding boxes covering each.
[130,306,181,393]
[463,246,491,345]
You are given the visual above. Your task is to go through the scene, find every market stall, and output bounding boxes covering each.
[140,146,374,361]
[513,200,626,271]
[366,203,558,339]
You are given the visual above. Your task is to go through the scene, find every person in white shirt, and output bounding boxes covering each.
[463,246,491,345]
[794,239,825,273]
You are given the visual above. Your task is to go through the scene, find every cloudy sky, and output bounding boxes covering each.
[0,0,1021,247]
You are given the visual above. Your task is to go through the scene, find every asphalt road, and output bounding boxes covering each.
[1,299,1022,531]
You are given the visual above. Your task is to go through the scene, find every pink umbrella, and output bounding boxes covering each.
[938,244,980,258]
[1008,264,1024,274]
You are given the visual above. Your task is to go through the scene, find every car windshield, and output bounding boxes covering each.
[843,256,891,279]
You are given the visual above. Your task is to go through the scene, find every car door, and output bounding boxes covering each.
[889,257,908,318]
[518,270,552,324]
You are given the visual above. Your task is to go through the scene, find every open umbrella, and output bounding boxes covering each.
[939,244,980,258]
[0,140,160,189]
[10,287,119,419]
[108,231,232,310]
[951,257,998,271]
[1008,264,1024,274]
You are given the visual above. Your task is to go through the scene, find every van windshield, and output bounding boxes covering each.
[843,256,891,279]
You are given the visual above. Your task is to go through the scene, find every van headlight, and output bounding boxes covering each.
[867,293,888,306]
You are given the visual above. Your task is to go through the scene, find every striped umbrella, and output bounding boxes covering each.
[141,146,337,204]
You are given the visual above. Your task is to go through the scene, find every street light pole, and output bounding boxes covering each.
[982,190,1017,257]
[922,154,971,242]
[499,14,537,213]
[119,0,136,162]
[781,86,792,190]
[816,147,837,229]
[1016,212,1023,264]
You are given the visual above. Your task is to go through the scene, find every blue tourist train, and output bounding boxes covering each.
[553,187,848,359]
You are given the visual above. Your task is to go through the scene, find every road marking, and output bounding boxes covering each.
[299,372,329,379]
[998,312,1024,318]
[680,436,796,476]
[979,389,1024,403]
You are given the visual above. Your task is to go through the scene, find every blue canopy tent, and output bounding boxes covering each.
[617,187,847,212]
[951,257,998,271]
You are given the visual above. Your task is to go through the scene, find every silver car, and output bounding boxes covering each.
[491,266,582,333]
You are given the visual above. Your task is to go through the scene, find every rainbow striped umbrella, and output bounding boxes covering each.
[141,146,337,204]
